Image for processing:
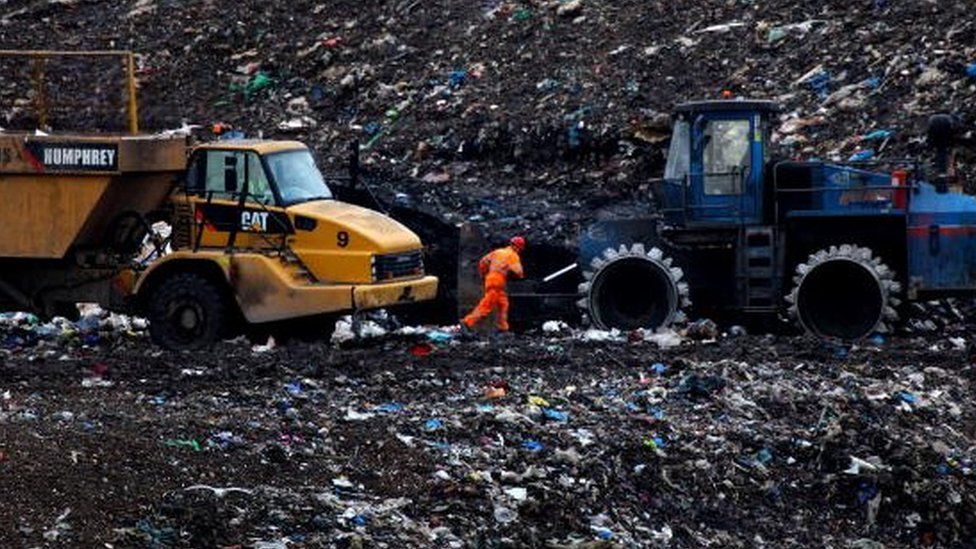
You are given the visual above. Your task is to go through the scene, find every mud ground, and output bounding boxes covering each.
[1,333,975,547]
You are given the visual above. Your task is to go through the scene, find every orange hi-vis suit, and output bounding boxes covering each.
[463,245,524,331]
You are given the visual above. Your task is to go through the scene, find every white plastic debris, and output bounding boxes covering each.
[332,315,389,343]
[844,456,886,475]
[493,505,517,523]
[542,320,569,334]
[643,328,685,349]
[504,487,528,501]
[344,408,375,421]
[81,377,114,388]
[581,328,622,342]
[694,21,746,33]
[251,336,277,354]
[184,485,253,498]
[652,524,674,543]
[277,116,318,131]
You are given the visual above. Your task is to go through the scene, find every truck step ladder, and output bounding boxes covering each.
[279,250,316,283]
[738,226,778,310]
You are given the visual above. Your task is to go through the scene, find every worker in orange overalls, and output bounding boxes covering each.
[462,236,526,332]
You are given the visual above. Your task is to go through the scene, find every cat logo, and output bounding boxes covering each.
[240,211,269,232]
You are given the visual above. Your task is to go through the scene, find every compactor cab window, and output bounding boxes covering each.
[664,120,690,183]
[703,119,751,195]
[196,150,274,204]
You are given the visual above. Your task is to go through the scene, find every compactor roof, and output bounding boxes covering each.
[675,99,780,114]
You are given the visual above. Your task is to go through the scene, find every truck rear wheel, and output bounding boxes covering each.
[578,244,690,331]
[787,245,900,341]
[147,273,228,351]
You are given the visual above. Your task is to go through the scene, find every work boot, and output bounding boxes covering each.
[489,330,514,344]
[457,323,477,341]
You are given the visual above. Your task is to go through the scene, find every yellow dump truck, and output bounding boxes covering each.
[0,133,438,349]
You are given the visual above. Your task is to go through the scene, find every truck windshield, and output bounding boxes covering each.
[266,150,333,205]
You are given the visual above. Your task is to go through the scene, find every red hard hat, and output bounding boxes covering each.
[510,236,526,251]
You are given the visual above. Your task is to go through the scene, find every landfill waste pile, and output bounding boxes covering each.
[2,0,976,546]
[0,1,973,243]
[0,305,148,351]
[1,327,976,546]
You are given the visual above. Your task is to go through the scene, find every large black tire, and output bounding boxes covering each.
[147,273,228,351]
[578,243,690,331]
[786,244,901,341]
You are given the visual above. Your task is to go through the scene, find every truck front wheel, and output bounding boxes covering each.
[147,273,228,351]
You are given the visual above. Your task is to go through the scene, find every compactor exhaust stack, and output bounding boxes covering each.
[927,113,959,194]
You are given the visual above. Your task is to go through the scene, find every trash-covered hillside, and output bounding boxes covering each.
[1,1,976,547]
[0,0,974,242]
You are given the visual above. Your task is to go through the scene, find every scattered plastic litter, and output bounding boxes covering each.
[164,439,202,452]
[849,149,876,162]
[3,329,973,546]
[542,320,569,334]
[861,129,893,142]
[371,402,405,414]
[408,342,434,357]
[521,440,544,452]
[0,1,974,545]
[0,306,149,351]
[542,408,569,422]
[426,331,453,344]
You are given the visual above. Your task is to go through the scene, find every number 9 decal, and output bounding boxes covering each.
[337,231,350,248]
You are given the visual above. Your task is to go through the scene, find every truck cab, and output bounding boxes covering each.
[131,139,438,348]
[179,141,425,284]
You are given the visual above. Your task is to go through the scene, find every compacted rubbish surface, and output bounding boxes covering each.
[1,328,975,547]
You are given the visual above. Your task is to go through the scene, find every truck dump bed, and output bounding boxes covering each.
[0,134,186,258]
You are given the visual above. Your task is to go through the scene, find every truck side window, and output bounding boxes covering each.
[703,119,751,195]
[202,151,274,204]
[204,151,244,200]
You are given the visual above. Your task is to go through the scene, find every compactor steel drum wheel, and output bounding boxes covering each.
[578,244,690,331]
[787,245,900,341]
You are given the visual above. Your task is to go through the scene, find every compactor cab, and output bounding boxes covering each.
[656,100,778,226]
[581,98,976,342]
